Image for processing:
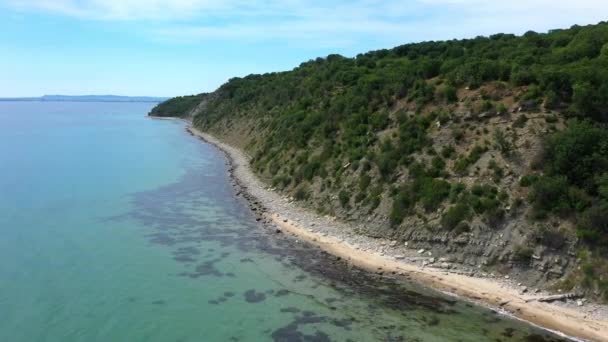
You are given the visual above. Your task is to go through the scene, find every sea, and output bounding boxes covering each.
[0,101,569,341]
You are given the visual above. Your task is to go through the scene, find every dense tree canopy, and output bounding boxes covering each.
[152,21,608,253]
[149,94,206,117]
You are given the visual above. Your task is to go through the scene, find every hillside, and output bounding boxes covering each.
[151,22,608,301]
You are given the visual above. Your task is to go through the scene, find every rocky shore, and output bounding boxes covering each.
[183,123,608,342]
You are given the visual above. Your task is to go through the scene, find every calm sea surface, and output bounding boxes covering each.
[0,102,568,341]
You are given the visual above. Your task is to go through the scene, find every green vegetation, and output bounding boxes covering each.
[512,244,534,263]
[518,118,608,296]
[151,21,608,300]
[493,129,512,156]
[339,190,351,208]
[441,203,471,230]
[149,94,206,117]
[294,184,310,201]
[151,21,608,234]
[527,120,608,232]
[454,145,486,175]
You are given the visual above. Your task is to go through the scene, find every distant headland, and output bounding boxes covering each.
[0,95,169,103]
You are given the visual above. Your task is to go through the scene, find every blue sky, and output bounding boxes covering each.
[1,0,607,97]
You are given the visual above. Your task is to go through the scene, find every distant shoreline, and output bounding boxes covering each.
[0,95,168,103]
[172,117,608,342]
[0,100,164,103]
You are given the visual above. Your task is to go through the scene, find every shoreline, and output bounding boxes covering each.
[179,121,608,341]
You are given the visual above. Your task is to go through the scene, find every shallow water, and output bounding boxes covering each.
[0,101,569,341]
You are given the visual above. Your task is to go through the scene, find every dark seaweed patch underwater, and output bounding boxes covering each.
[121,130,570,342]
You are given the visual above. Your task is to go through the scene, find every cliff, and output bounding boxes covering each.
[151,21,608,301]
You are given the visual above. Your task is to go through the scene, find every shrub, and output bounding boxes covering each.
[389,204,406,226]
[484,204,505,226]
[466,184,504,223]
[370,110,390,131]
[453,145,486,175]
[452,128,464,142]
[481,100,495,113]
[441,145,455,159]
[449,182,466,202]
[519,174,539,187]
[512,197,524,209]
[437,111,451,125]
[523,84,542,101]
[375,141,400,179]
[417,178,451,211]
[568,187,593,212]
[368,186,383,211]
[544,90,561,109]
[511,68,536,86]
[359,174,372,191]
[545,114,559,123]
[572,82,608,122]
[441,203,471,230]
[396,115,431,156]
[513,114,528,128]
[577,201,608,245]
[355,192,366,203]
[272,175,292,189]
[338,190,351,208]
[468,145,486,163]
[598,173,608,200]
[390,190,413,226]
[493,129,512,156]
[512,244,534,263]
[439,84,458,103]
[300,159,322,181]
[409,80,436,106]
[488,159,504,182]
[543,120,608,191]
[474,197,500,214]
[453,157,470,175]
[428,156,446,177]
[470,183,493,197]
[454,221,471,234]
[497,102,508,115]
[528,175,574,218]
[294,185,310,201]
[498,190,509,202]
[531,224,566,249]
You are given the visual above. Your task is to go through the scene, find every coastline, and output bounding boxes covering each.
[181,121,608,342]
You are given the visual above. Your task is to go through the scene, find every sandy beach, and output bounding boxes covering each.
[184,123,608,342]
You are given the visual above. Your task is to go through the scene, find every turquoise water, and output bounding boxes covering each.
[0,102,568,341]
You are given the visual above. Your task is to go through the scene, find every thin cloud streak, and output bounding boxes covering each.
[6,0,607,22]
[6,0,235,20]
[1,0,607,97]
[3,0,608,48]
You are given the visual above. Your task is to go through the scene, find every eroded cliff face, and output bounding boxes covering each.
[186,85,577,290]
[150,21,608,299]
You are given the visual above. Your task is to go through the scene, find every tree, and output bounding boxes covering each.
[572,81,608,122]
[529,176,572,217]
[543,120,608,191]
[439,84,458,103]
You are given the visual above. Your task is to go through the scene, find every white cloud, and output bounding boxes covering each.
[3,0,608,47]
[6,0,237,20]
[7,0,607,22]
